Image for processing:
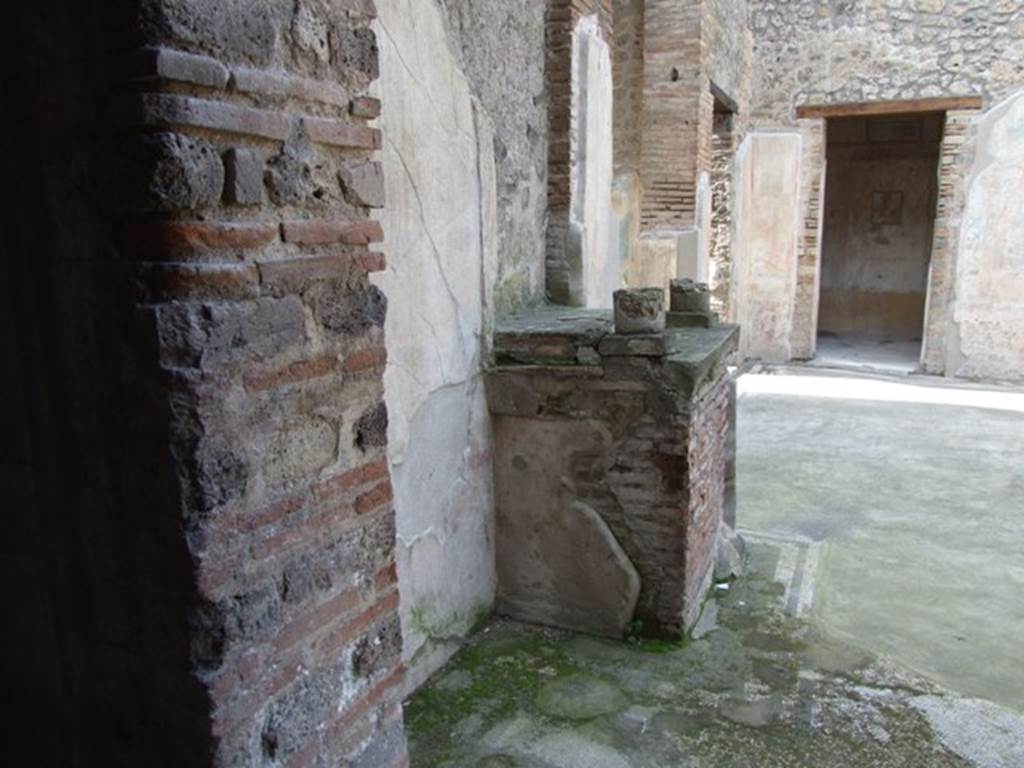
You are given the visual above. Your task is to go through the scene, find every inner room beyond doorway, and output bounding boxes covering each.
[816,113,944,373]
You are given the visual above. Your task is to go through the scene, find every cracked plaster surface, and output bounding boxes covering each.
[374,0,499,690]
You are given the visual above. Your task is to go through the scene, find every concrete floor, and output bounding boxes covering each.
[737,368,1024,714]
[405,368,1024,767]
[810,333,922,374]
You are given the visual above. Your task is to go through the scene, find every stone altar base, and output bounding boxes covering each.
[487,306,738,637]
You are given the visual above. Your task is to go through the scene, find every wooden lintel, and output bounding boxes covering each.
[710,81,738,115]
[796,96,984,120]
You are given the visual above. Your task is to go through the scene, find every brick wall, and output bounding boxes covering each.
[626,0,750,297]
[4,0,408,765]
[682,367,731,624]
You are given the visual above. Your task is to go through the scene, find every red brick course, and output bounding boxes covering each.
[122,220,278,257]
[351,96,382,119]
[281,219,384,245]
[354,480,393,516]
[242,354,339,392]
[257,251,386,293]
[343,346,388,373]
[304,116,382,150]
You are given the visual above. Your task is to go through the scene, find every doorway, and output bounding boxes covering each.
[815,113,943,373]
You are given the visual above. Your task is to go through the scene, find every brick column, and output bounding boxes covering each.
[488,311,738,636]
[790,118,827,360]
[118,30,408,764]
[921,109,979,374]
[8,0,409,764]
[639,0,703,231]
[546,0,613,303]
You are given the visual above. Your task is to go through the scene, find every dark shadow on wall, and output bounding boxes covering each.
[1,2,214,765]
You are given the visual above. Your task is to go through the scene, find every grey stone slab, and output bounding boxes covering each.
[494,418,640,639]
[495,306,614,345]
[494,306,615,365]
[598,334,667,357]
[666,310,719,329]
[663,325,739,393]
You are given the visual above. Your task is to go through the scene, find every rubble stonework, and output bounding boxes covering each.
[749,1,1024,126]
[438,0,549,311]
[709,114,736,318]
[488,308,738,636]
[746,1,1024,376]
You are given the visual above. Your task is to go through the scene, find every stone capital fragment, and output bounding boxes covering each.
[670,279,712,313]
[614,288,666,335]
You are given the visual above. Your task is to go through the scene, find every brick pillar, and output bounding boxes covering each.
[639,0,703,232]
[790,118,827,360]
[546,0,613,303]
[5,1,408,765]
[921,109,979,375]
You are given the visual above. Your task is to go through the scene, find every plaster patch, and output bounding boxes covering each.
[733,132,802,362]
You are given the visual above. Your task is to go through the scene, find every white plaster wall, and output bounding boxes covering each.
[374,0,498,692]
[611,171,640,289]
[733,133,802,362]
[677,172,712,284]
[947,92,1024,381]
[627,235,678,304]
[571,15,617,309]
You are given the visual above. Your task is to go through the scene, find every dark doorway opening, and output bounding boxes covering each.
[815,112,943,373]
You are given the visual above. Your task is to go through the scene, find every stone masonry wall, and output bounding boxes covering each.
[440,0,549,311]
[748,1,1024,373]
[749,0,1024,127]
[702,0,751,109]
[4,0,409,765]
[709,114,735,318]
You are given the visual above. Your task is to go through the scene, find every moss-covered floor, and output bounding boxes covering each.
[405,538,1024,768]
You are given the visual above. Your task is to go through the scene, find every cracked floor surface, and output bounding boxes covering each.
[405,368,1024,767]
